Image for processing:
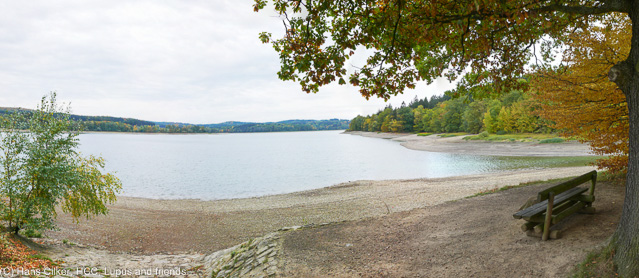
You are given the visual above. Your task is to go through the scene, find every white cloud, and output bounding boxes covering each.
[0,0,455,124]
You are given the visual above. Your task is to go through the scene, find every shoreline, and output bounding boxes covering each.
[344,131,595,157]
[40,165,616,277]
[48,166,597,255]
[79,129,346,135]
[118,166,598,213]
[111,166,598,214]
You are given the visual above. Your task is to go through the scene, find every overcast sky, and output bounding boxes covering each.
[0,1,457,124]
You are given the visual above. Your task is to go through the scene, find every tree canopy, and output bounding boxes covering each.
[0,94,121,233]
[254,0,611,99]
[349,91,549,134]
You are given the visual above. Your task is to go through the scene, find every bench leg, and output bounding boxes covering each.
[580,206,596,214]
[542,192,555,241]
[527,229,560,239]
[521,222,536,232]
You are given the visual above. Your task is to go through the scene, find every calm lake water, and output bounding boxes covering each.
[77,130,589,200]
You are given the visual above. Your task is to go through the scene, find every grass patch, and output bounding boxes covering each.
[463,133,560,142]
[539,137,565,144]
[572,243,618,278]
[598,170,626,185]
[485,156,599,170]
[437,132,467,138]
[417,132,433,137]
[465,186,519,198]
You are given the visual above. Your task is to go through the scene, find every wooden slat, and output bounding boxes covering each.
[537,170,596,202]
[513,187,588,219]
[552,201,587,224]
[527,201,579,223]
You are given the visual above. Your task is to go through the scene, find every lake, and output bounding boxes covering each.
[77,130,589,200]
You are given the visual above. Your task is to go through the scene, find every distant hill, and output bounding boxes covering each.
[203,119,350,133]
[0,107,350,133]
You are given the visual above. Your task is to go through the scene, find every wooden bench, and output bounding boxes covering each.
[513,170,597,240]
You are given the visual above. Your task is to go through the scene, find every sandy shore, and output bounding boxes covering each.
[48,166,596,254]
[345,131,594,156]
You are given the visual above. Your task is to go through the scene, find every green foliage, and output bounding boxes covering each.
[254,0,580,99]
[19,229,42,239]
[438,133,466,138]
[200,119,350,133]
[0,93,121,233]
[478,131,490,139]
[0,108,349,134]
[82,121,219,133]
[350,92,550,135]
[539,138,565,144]
[463,101,487,134]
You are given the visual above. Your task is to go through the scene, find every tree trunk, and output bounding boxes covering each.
[610,3,639,277]
[613,86,639,277]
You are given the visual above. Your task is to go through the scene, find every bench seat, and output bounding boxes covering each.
[513,187,588,219]
[512,171,597,240]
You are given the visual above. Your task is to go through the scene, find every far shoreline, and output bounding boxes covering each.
[79,129,347,135]
[344,130,595,157]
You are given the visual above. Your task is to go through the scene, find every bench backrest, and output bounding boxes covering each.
[536,170,597,202]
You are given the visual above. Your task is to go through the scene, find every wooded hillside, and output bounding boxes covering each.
[349,89,551,134]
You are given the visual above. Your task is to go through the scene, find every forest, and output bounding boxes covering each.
[348,89,552,135]
[206,119,350,133]
[0,108,349,133]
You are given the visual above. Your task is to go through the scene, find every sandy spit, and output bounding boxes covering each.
[345,131,594,156]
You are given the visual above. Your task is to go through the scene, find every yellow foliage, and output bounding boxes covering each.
[532,14,629,173]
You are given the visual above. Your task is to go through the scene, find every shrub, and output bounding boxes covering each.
[19,229,42,239]
[539,138,565,144]
[0,93,121,233]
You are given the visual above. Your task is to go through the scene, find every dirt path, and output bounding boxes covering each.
[277,181,624,278]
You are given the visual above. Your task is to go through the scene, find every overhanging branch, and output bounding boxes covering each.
[536,1,628,15]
